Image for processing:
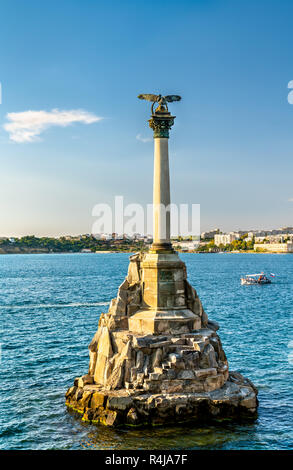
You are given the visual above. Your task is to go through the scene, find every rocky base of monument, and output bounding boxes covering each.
[66,369,258,428]
[66,372,258,426]
[65,252,258,427]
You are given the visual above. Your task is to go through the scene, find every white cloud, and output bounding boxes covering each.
[288,198,293,202]
[3,108,102,143]
[136,133,152,143]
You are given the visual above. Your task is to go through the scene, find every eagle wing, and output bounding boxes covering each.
[137,94,160,102]
[164,95,182,102]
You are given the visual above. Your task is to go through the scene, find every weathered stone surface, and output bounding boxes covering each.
[127,253,141,284]
[126,407,140,425]
[136,350,144,370]
[151,348,163,368]
[104,410,119,426]
[89,328,102,352]
[65,372,256,426]
[107,395,133,411]
[111,331,132,354]
[65,386,76,398]
[149,340,172,348]
[208,320,220,331]
[177,370,194,379]
[105,341,132,390]
[91,391,107,409]
[88,351,97,375]
[132,335,168,349]
[199,343,218,369]
[194,368,217,378]
[94,326,113,384]
[78,374,94,388]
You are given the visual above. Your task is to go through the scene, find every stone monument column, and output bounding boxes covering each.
[128,100,198,335]
[65,93,258,427]
[149,106,174,253]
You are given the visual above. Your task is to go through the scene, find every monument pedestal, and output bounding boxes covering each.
[128,309,198,335]
[129,252,199,335]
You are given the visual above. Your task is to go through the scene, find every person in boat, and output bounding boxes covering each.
[258,272,265,282]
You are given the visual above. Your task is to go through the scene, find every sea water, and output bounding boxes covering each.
[0,252,292,450]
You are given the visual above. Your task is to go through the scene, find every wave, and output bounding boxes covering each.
[0,301,110,310]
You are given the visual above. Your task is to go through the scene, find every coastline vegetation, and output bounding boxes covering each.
[1,234,287,254]
[0,235,149,254]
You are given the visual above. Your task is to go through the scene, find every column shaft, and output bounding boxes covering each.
[153,138,171,247]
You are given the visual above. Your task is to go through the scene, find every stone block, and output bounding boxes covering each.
[240,395,257,409]
[191,329,215,339]
[208,320,220,331]
[168,353,179,364]
[65,386,76,399]
[149,372,161,381]
[136,350,144,370]
[182,351,199,369]
[151,348,163,368]
[177,370,194,380]
[107,395,133,411]
[175,295,186,307]
[119,279,129,290]
[111,331,132,354]
[127,304,140,315]
[94,327,113,385]
[191,340,206,352]
[186,381,205,393]
[91,392,107,409]
[79,391,92,408]
[126,407,139,425]
[88,351,97,375]
[194,368,217,378]
[125,382,133,390]
[171,337,186,345]
[165,369,176,379]
[104,410,119,426]
[160,380,183,393]
[136,372,144,383]
[127,259,140,284]
[130,367,137,382]
[149,340,172,348]
[78,374,94,388]
[143,355,149,375]
[199,343,218,369]
[204,373,225,392]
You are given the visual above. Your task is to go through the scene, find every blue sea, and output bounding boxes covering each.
[0,252,292,450]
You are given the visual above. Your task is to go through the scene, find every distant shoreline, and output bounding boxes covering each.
[0,249,291,255]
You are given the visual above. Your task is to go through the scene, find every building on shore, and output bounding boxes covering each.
[172,240,200,252]
[254,242,293,253]
[255,234,293,243]
[200,229,220,240]
[214,232,241,246]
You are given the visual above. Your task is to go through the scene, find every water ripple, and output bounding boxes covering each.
[0,252,292,450]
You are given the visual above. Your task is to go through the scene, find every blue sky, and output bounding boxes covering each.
[0,0,293,236]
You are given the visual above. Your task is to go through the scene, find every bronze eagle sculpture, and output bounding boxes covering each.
[138,93,181,113]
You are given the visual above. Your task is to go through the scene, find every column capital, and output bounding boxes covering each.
[148,108,175,139]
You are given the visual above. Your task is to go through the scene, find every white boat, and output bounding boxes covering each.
[240,273,272,285]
